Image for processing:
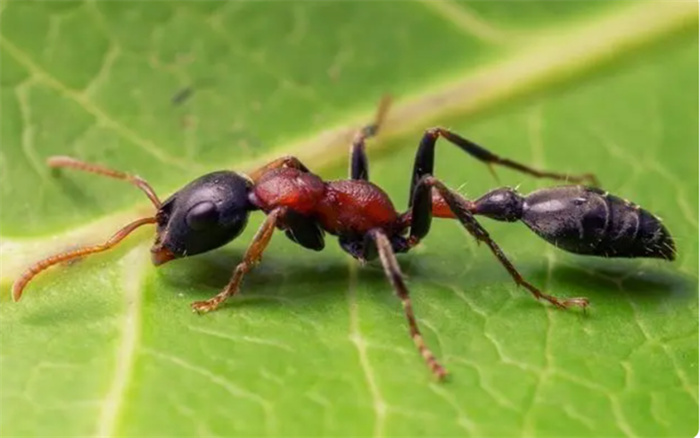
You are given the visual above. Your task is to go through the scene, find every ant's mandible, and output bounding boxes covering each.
[13,97,675,380]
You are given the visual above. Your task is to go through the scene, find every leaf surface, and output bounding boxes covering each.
[1,2,697,437]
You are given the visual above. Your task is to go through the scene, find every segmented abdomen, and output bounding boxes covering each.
[521,186,675,260]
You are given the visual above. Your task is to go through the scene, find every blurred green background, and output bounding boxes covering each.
[1,1,697,437]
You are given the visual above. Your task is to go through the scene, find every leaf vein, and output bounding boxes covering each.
[187,325,295,352]
[347,262,387,438]
[0,35,193,170]
[143,347,276,434]
[416,0,509,45]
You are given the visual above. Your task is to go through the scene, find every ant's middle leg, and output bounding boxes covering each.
[408,128,599,206]
[349,95,392,180]
[363,228,448,380]
[191,207,286,313]
[407,175,588,310]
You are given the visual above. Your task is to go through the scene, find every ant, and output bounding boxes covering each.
[12,97,675,380]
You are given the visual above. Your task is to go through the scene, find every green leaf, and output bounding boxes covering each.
[1,2,697,437]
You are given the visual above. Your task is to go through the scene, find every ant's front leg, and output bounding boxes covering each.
[408,128,599,206]
[191,208,286,313]
[407,175,588,310]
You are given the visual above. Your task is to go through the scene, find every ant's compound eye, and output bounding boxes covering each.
[186,201,220,230]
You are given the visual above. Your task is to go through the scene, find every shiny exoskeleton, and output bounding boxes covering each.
[13,98,675,380]
[474,186,674,260]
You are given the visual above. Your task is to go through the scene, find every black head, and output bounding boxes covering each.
[151,171,254,265]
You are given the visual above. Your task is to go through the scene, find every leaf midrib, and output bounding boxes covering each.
[96,245,148,438]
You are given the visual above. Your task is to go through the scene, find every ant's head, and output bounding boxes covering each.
[151,171,254,265]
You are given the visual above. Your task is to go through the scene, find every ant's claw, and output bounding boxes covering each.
[540,293,589,311]
[191,300,216,314]
[434,367,449,382]
[563,297,590,310]
[553,301,567,310]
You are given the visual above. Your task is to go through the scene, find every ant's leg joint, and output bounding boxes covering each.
[425,127,441,139]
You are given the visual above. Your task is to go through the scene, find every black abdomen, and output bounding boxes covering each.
[521,186,675,260]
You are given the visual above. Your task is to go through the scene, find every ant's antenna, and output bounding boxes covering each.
[13,156,164,301]
[12,217,157,301]
[48,156,162,208]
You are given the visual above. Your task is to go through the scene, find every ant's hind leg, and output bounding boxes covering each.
[191,208,285,313]
[410,175,588,310]
[408,128,598,206]
[364,229,448,380]
[349,95,392,180]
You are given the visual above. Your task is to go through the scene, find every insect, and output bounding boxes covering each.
[13,97,675,380]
